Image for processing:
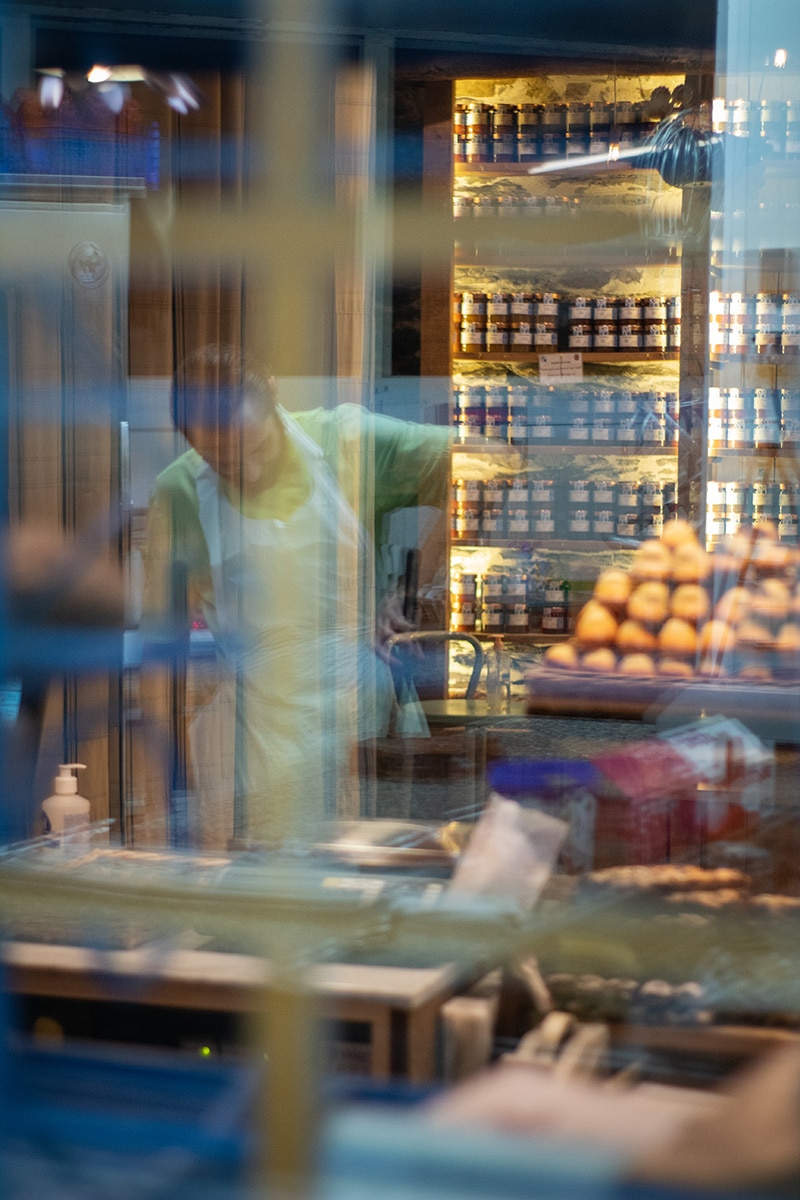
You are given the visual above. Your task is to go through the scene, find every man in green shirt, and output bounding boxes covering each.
[144,346,450,847]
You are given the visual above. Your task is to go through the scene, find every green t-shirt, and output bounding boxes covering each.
[144,402,451,623]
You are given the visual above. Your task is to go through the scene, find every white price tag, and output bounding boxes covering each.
[538,352,584,382]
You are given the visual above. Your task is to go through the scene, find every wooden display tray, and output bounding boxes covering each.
[525,666,800,737]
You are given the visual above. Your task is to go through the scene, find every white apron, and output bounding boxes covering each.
[192,412,367,844]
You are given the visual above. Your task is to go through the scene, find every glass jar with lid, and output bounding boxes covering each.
[566,104,591,156]
[517,104,541,160]
[540,103,567,157]
[542,581,569,633]
[534,318,558,349]
[618,318,643,351]
[464,103,491,162]
[451,596,477,633]
[593,319,618,351]
[568,319,592,350]
[491,104,518,162]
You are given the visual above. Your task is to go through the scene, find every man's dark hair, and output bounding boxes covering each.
[171,345,275,435]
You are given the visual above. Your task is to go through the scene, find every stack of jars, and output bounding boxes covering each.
[452,380,529,443]
[706,481,800,547]
[450,567,537,634]
[454,291,562,355]
[451,475,679,543]
[711,97,800,156]
[452,381,678,447]
[527,386,676,448]
[709,291,800,359]
[451,476,537,543]
[453,100,659,164]
[707,387,790,451]
[453,291,680,354]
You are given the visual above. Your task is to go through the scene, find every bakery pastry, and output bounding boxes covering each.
[615,619,658,654]
[627,581,670,626]
[749,578,791,625]
[735,620,773,648]
[593,567,633,612]
[775,622,800,654]
[713,586,751,626]
[584,865,751,892]
[670,583,710,625]
[660,518,698,550]
[574,599,618,648]
[543,642,579,670]
[617,652,656,675]
[672,542,711,584]
[657,617,698,658]
[697,657,728,678]
[658,658,695,677]
[630,541,672,583]
[699,618,737,659]
[581,646,617,673]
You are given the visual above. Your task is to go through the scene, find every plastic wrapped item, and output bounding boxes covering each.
[449,793,566,910]
[486,760,599,875]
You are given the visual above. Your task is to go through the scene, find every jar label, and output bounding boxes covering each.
[643,331,668,349]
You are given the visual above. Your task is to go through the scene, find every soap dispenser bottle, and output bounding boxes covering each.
[42,763,89,847]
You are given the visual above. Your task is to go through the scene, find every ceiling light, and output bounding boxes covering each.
[38,74,64,109]
[87,65,113,84]
[774,48,788,68]
[35,65,201,114]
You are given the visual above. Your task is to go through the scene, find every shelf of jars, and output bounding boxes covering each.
[452,88,679,172]
[454,160,646,177]
[452,292,682,363]
[453,443,678,457]
[446,76,686,646]
[453,351,679,364]
[452,538,629,551]
[449,374,680,451]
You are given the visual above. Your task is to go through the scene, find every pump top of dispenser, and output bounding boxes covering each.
[53,763,86,795]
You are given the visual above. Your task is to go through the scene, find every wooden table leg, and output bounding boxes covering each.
[405,999,440,1083]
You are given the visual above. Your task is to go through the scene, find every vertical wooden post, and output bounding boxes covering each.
[677,71,716,533]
